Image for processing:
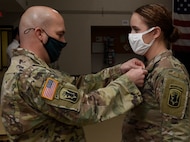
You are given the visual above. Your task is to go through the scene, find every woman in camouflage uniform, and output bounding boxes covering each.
[121,3,190,142]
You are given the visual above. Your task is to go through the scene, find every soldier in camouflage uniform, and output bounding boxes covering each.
[121,4,190,142]
[1,6,147,142]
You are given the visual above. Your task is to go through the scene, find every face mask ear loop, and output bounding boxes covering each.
[24,28,35,34]
[41,29,49,36]
[142,27,156,35]
[40,29,49,45]
[146,38,155,46]
[141,27,155,45]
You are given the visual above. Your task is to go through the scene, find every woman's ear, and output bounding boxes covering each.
[153,26,161,38]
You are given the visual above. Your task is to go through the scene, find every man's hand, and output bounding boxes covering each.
[120,58,145,74]
[125,68,148,87]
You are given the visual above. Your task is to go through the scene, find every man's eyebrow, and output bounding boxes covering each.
[57,30,65,34]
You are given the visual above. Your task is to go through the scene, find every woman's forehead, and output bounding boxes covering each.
[130,13,147,28]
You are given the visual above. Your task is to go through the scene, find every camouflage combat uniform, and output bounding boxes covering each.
[122,50,190,142]
[1,48,142,142]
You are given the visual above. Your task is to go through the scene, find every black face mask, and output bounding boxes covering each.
[43,33,67,63]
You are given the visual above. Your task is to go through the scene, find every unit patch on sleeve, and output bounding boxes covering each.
[168,85,182,108]
[161,72,188,119]
[41,78,58,100]
[60,89,79,103]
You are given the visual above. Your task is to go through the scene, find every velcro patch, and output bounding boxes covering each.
[161,74,188,119]
[168,85,182,108]
[60,89,79,103]
[41,78,58,100]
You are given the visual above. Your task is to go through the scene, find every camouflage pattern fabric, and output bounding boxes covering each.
[121,50,190,142]
[1,48,142,142]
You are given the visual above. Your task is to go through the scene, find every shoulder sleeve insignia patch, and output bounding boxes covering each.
[41,78,58,100]
[161,72,188,119]
[60,89,79,103]
[168,85,182,107]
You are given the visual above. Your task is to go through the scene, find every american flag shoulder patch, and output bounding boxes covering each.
[41,78,58,100]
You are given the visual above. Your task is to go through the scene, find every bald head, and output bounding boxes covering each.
[19,6,66,63]
[19,6,63,35]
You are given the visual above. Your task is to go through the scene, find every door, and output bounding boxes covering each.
[0,26,13,70]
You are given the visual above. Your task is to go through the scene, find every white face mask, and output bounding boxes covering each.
[128,27,155,55]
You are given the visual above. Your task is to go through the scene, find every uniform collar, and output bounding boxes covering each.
[145,50,173,73]
[13,47,50,68]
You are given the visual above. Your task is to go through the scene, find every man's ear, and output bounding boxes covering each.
[153,26,161,38]
[34,27,44,41]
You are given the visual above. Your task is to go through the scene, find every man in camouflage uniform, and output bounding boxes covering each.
[1,6,147,142]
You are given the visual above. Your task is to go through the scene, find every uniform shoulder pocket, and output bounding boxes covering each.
[160,69,189,119]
